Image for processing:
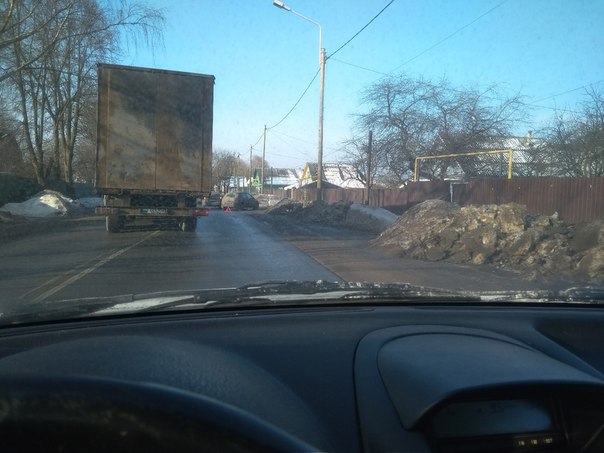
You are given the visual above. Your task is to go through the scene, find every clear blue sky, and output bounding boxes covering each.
[117,0,604,169]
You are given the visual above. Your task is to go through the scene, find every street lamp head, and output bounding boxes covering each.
[272,0,291,11]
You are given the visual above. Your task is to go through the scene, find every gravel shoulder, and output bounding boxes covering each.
[252,211,563,291]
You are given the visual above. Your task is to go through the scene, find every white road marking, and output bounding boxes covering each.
[28,231,160,303]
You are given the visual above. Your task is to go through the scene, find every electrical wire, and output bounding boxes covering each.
[389,0,510,73]
[327,0,396,61]
[533,79,604,103]
[267,68,320,131]
[251,131,265,149]
[330,57,389,76]
[257,0,395,145]
[271,129,315,145]
[327,0,512,113]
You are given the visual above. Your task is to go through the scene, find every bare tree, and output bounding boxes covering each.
[213,149,254,193]
[353,76,434,185]
[0,0,74,84]
[342,133,393,187]
[543,88,604,177]
[0,104,25,174]
[349,75,527,184]
[2,0,164,191]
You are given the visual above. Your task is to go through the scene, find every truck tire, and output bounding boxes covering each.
[106,215,122,233]
[181,217,197,232]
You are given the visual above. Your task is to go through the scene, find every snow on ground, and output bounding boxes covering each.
[345,203,398,233]
[0,190,100,218]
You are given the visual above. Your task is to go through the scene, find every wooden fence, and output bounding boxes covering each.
[285,178,604,223]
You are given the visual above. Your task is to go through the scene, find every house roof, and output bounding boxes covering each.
[301,163,365,189]
[264,168,301,186]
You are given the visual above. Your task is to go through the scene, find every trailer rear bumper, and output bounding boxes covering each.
[95,207,209,217]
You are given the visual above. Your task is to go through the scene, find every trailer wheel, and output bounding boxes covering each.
[180,217,197,232]
[106,215,122,233]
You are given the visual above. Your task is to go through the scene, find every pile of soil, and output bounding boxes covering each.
[267,198,603,283]
[266,199,351,224]
[373,200,604,283]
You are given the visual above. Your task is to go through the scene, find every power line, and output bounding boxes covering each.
[269,129,344,164]
[251,131,265,149]
[271,128,315,145]
[390,0,509,73]
[523,103,582,115]
[259,1,395,150]
[328,0,396,60]
[267,68,320,130]
[330,57,388,76]
[271,129,342,153]
[326,0,511,111]
[533,79,604,103]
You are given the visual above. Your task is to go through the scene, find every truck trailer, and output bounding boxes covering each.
[95,64,214,232]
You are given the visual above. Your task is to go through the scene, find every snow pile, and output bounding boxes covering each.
[266,198,305,215]
[0,190,81,217]
[344,203,398,233]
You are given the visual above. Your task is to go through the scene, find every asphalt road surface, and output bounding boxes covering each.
[0,209,546,313]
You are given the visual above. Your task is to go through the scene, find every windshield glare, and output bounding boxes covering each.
[0,0,603,322]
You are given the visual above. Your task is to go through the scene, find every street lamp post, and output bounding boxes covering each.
[273,0,325,201]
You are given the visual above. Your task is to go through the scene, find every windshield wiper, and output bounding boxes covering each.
[90,283,604,316]
[470,287,604,304]
[93,281,482,315]
[2,281,475,325]
[3,282,603,326]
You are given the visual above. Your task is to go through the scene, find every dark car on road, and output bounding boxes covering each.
[221,192,259,210]
[205,192,222,208]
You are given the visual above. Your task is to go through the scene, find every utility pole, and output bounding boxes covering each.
[261,125,267,194]
[317,47,326,202]
[249,145,253,193]
[366,130,372,205]
[237,153,241,190]
[273,1,325,202]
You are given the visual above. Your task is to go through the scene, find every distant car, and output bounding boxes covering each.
[221,192,259,210]
[205,192,222,208]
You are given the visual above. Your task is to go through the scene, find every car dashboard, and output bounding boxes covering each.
[1,303,604,452]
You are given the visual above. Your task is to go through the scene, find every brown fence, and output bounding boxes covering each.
[452,178,604,223]
[286,178,604,223]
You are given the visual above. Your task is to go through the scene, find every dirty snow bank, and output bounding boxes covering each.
[255,194,282,209]
[373,199,604,283]
[267,199,351,224]
[267,199,397,231]
[344,203,398,233]
[0,190,99,217]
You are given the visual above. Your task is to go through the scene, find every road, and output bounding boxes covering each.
[0,209,545,313]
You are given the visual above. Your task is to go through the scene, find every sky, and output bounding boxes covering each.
[115,0,604,169]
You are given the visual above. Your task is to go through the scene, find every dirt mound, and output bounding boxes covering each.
[373,200,604,283]
[267,200,351,224]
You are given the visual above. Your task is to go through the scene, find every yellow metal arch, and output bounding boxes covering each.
[413,149,513,182]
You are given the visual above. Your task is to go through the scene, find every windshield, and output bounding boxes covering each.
[0,0,603,323]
